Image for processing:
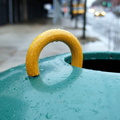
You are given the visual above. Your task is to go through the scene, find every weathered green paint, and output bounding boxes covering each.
[0,52,120,120]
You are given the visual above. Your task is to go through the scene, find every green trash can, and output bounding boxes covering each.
[0,29,120,120]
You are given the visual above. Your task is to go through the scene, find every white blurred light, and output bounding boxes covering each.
[44,4,52,10]
[88,8,95,13]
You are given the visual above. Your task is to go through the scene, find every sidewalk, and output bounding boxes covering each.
[0,18,108,72]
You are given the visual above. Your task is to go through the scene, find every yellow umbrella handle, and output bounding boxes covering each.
[26,29,83,76]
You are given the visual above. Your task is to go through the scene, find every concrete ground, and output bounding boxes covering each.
[0,18,108,72]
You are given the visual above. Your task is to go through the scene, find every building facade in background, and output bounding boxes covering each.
[0,0,52,25]
[111,0,120,16]
[112,0,120,6]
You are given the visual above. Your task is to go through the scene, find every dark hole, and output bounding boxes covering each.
[83,60,120,73]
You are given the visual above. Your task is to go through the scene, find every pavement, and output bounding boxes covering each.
[0,18,108,72]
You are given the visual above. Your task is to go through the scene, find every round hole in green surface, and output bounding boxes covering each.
[64,53,120,73]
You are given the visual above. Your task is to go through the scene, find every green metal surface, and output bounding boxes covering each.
[0,52,120,120]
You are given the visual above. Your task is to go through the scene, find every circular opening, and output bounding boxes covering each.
[65,53,120,73]
[83,59,120,73]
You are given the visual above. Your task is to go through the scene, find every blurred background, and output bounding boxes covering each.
[0,0,120,72]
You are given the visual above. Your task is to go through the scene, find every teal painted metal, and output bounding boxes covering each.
[0,52,120,120]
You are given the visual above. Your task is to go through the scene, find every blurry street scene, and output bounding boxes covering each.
[0,0,120,72]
